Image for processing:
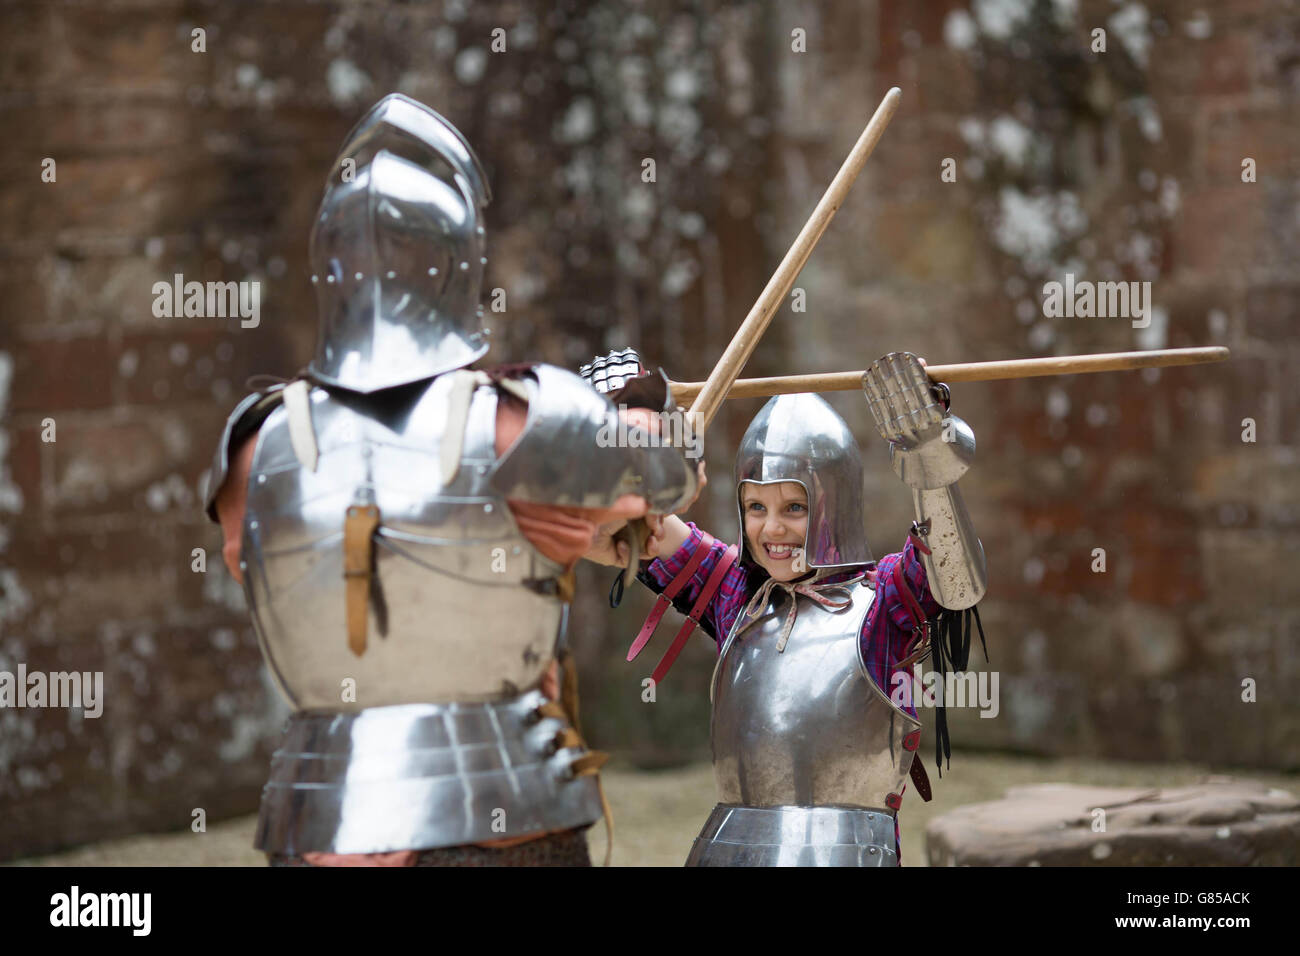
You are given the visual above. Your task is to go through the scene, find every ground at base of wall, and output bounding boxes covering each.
[11,755,1298,867]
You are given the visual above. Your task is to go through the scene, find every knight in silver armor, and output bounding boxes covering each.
[603,351,986,866]
[203,94,699,866]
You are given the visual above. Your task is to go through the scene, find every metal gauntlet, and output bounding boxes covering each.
[863,352,987,610]
[577,348,701,512]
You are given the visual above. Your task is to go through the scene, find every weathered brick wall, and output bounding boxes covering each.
[0,0,1296,859]
[743,0,1300,769]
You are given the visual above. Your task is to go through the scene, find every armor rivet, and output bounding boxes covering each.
[326,275,336,284]
[476,465,488,475]
[310,275,318,284]
[484,503,493,513]
[428,267,438,276]
[480,257,488,265]
[460,261,469,271]
[386,271,396,279]
[249,521,258,530]
[239,561,247,570]
[354,272,363,281]
[512,546,521,555]
[257,474,266,484]
[476,226,485,236]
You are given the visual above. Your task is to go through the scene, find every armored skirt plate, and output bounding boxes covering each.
[255,690,604,856]
[686,805,898,867]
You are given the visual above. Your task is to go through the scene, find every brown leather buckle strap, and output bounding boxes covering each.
[343,504,381,657]
[536,663,615,867]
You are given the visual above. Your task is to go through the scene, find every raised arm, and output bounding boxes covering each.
[862,351,987,611]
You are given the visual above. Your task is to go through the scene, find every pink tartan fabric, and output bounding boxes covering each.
[642,522,941,862]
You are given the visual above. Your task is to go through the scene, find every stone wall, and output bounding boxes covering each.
[0,0,1296,858]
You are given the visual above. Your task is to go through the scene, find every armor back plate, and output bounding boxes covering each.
[241,374,564,710]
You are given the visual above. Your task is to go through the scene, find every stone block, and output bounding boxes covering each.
[926,779,1300,865]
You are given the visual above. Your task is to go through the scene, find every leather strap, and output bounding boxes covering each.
[626,535,712,662]
[909,755,932,801]
[343,504,381,657]
[558,650,583,733]
[282,379,319,472]
[544,658,614,866]
[556,566,577,604]
[905,729,932,802]
[894,559,934,804]
[891,558,930,666]
[891,559,929,633]
[570,752,610,776]
[535,700,569,721]
[908,519,932,556]
[650,545,738,685]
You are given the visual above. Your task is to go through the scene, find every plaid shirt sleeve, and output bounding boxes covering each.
[862,536,939,722]
[640,522,750,648]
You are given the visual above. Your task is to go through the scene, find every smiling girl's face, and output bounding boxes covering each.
[741,480,810,583]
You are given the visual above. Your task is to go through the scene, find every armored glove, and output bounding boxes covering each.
[579,348,676,605]
[862,351,974,490]
[579,347,674,412]
[863,351,986,610]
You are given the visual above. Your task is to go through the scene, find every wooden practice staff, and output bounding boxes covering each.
[685,87,903,437]
[606,88,904,587]
[670,347,1231,406]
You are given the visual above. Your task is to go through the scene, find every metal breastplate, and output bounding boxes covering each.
[695,580,920,866]
[242,375,565,710]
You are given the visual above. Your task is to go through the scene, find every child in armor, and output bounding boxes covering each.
[588,351,988,866]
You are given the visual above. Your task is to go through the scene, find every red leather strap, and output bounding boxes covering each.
[909,755,932,802]
[891,558,930,660]
[650,545,738,685]
[894,566,934,804]
[626,534,712,662]
[891,559,928,631]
